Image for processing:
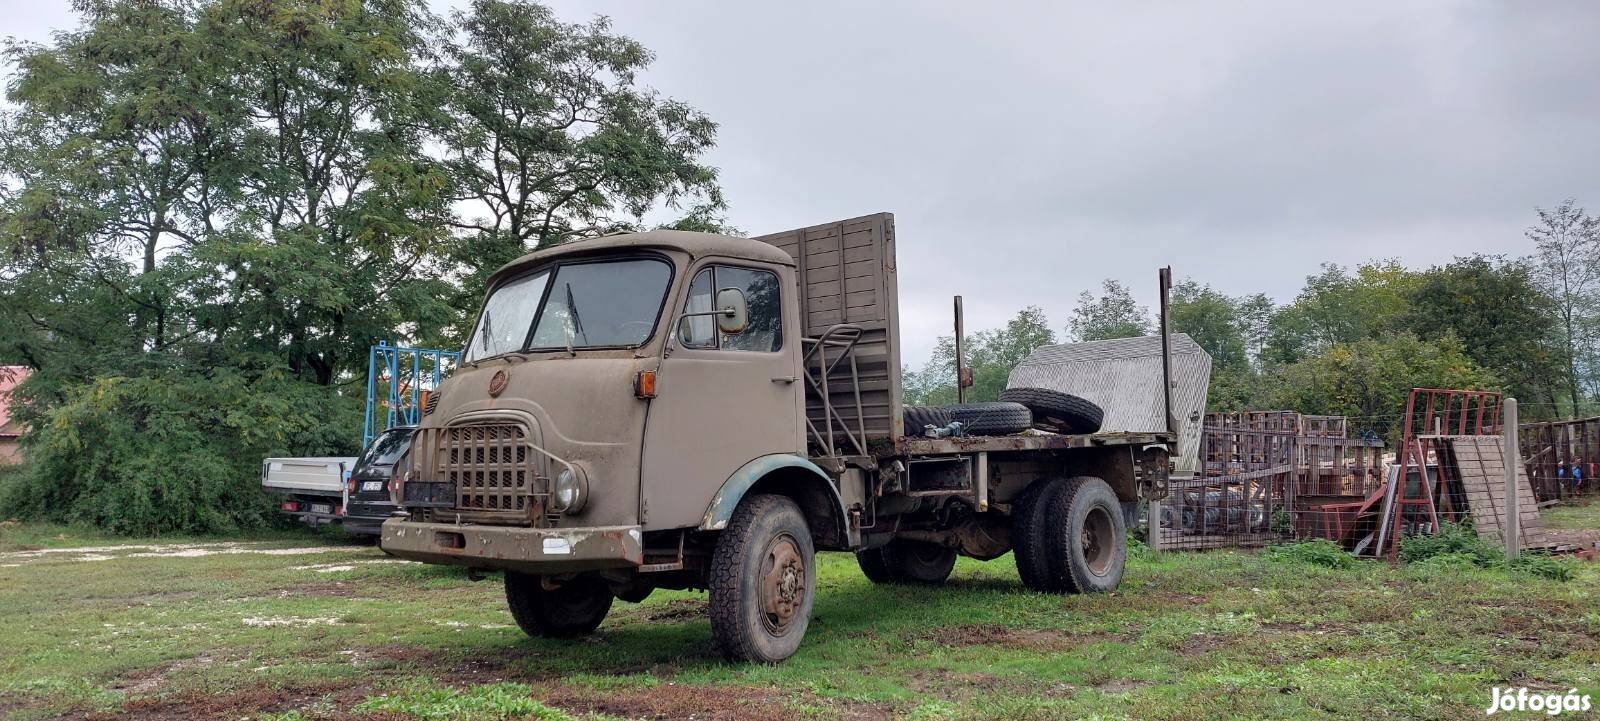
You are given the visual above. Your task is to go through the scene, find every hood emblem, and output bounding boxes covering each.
[488,369,509,397]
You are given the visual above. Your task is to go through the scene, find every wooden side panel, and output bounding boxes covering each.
[752,213,903,448]
[1433,435,1548,549]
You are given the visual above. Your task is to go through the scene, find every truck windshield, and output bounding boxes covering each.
[466,257,672,361]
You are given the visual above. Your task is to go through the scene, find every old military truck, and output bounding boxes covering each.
[381,213,1173,663]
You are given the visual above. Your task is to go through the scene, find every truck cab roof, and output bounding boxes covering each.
[489,230,795,287]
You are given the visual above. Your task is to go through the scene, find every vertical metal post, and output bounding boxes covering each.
[363,344,378,448]
[1147,498,1161,554]
[1158,267,1175,434]
[1505,397,1521,559]
[954,295,967,404]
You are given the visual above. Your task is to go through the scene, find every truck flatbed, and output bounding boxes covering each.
[896,430,1171,456]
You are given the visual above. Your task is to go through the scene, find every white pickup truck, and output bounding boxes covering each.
[261,456,358,528]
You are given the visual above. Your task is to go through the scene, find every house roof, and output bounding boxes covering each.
[0,366,29,436]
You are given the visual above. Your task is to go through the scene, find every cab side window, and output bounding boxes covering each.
[679,265,783,352]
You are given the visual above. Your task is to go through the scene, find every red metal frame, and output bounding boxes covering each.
[1381,388,1501,557]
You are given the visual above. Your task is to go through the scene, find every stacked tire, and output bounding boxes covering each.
[999,387,1104,434]
[904,388,1104,438]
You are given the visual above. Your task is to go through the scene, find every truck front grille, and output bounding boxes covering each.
[409,424,547,522]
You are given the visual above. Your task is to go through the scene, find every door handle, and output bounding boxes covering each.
[771,376,798,384]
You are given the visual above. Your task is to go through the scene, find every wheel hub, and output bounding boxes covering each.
[759,536,806,634]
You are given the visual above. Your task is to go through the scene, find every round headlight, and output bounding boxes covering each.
[552,465,588,514]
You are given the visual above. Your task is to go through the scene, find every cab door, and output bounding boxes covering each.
[640,261,804,530]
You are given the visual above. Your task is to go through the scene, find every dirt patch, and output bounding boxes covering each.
[542,682,887,721]
[926,624,1121,652]
[1096,678,1152,694]
[65,681,372,721]
[641,598,709,622]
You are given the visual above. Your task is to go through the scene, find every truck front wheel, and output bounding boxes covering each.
[708,494,816,663]
[504,572,613,638]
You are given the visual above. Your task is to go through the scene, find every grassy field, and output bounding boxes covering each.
[2,507,1598,721]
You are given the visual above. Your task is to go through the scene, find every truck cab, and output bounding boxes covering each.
[383,214,1171,663]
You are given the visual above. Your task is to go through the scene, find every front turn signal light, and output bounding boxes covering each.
[635,370,657,399]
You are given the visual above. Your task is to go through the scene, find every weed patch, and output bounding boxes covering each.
[1262,539,1356,569]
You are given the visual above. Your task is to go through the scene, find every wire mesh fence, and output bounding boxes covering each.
[1156,411,1384,551]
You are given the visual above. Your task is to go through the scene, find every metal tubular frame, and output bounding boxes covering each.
[364,341,460,448]
[1377,388,1502,558]
[801,324,868,457]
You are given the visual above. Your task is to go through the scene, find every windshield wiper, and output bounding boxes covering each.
[564,283,589,352]
[480,309,493,352]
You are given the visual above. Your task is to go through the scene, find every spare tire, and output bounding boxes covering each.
[941,401,1032,436]
[999,387,1104,434]
[903,405,955,436]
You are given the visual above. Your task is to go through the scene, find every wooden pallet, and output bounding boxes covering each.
[1428,435,1550,549]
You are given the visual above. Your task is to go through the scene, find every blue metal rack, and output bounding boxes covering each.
[363,342,460,448]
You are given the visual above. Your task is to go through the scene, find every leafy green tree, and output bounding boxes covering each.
[0,0,726,534]
[905,307,1056,406]
[1068,279,1150,342]
[1170,280,1248,372]
[1527,199,1600,413]
[1264,261,1417,364]
[1403,255,1566,416]
[1262,333,1499,442]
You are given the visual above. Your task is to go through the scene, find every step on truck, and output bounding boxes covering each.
[381,213,1173,663]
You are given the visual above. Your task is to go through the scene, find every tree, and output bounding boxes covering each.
[0,0,727,534]
[1527,199,1600,413]
[438,0,719,250]
[1169,280,1248,372]
[1404,255,1566,416]
[1264,261,1417,364]
[904,307,1056,406]
[1068,279,1150,342]
[1262,334,1499,443]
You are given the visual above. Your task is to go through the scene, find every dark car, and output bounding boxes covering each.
[343,426,414,536]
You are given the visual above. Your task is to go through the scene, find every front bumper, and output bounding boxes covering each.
[380,519,644,573]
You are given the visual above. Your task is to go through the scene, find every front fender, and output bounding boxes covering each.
[698,454,840,531]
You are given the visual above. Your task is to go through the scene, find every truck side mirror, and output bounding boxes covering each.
[715,288,748,334]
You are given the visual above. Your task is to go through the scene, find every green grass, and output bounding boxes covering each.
[1543,499,1600,531]
[2,522,1598,720]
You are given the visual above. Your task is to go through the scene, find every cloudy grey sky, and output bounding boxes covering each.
[6,1,1598,365]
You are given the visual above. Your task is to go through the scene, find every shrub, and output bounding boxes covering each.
[0,369,359,535]
[1400,520,1576,581]
[1506,553,1577,581]
[1263,538,1356,569]
[1398,520,1501,566]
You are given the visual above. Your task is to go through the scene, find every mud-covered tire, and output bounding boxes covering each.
[856,539,956,585]
[1042,477,1127,594]
[504,572,613,638]
[903,405,954,436]
[708,494,816,664]
[942,401,1033,436]
[1011,479,1067,592]
[888,540,957,584]
[855,545,899,583]
[999,387,1104,434]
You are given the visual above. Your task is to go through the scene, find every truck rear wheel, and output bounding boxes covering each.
[855,539,957,585]
[1043,477,1127,593]
[504,572,614,638]
[708,494,816,663]
[1012,479,1068,592]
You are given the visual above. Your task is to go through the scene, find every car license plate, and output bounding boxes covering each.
[310,503,333,515]
[361,481,384,492]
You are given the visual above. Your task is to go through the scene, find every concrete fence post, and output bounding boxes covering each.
[1504,397,1520,560]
